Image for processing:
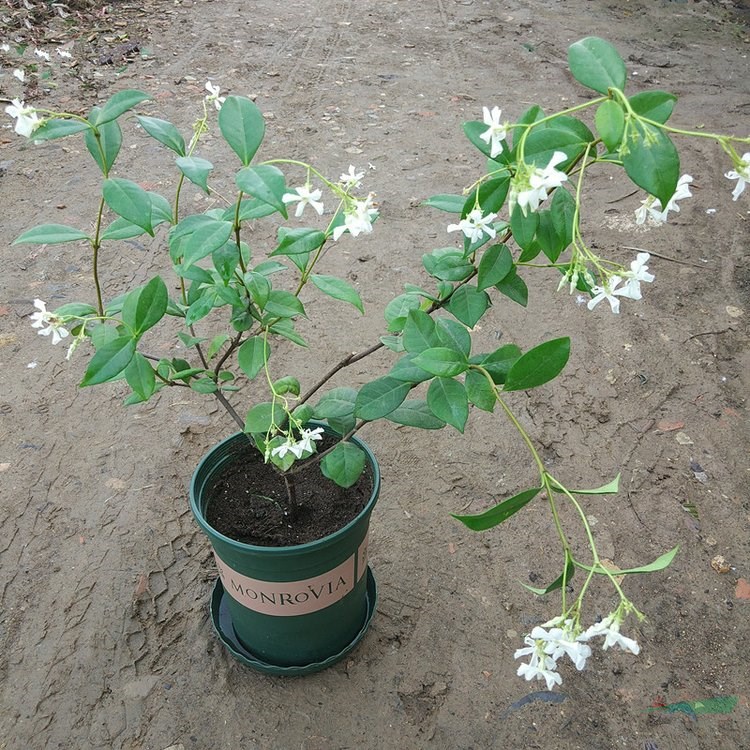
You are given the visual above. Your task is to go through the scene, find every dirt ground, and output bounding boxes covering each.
[1,0,749,748]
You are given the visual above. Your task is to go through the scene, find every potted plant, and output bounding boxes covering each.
[8,37,749,682]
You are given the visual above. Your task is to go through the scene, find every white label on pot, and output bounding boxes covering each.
[214,552,356,616]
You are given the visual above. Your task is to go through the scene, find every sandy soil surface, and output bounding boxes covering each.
[1,1,749,748]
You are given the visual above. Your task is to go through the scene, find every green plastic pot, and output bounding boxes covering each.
[190,425,380,672]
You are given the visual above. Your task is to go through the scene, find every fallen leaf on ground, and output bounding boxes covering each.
[656,420,684,432]
[675,431,694,445]
[448,542,457,555]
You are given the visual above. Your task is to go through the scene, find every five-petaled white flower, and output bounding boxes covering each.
[586,275,628,314]
[512,151,569,215]
[340,164,364,189]
[29,299,69,345]
[447,208,497,243]
[514,635,563,691]
[479,105,508,159]
[634,174,693,225]
[5,99,41,138]
[204,81,225,110]
[282,185,325,218]
[620,252,655,300]
[333,193,378,240]
[531,621,592,671]
[296,427,325,454]
[271,438,303,460]
[579,615,640,655]
[725,152,750,201]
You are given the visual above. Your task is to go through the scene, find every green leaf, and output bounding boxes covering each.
[185,287,219,326]
[609,546,679,574]
[422,248,474,282]
[622,121,679,206]
[236,165,287,216]
[103,178,154,235]
[244,401,286,434]
[523,116,595,169]
[471,174,511,215]
[100,217,146,241]
[384,293,421,333]
[388,353,433,384]
[181,219,233,268]
[413,347,469,378]
[85,117,122,175]
[231,198,279,222]
[471,344,523,385]
[315,387,358,419]
[207,334,230,360]
[237,336,270,379]
[30,119,90,142]
[550,187,576,252]
[93,89,150,126]
[136,115,186,155]
[424,193,466,213]
[124,352,156,400]
[549,473,621,495]
[321,442,366,489]
[504,337,570,391]
[355,376,411,420]
[326,415,357,436]
[446,285,490,327]
[243,271,271,309]
[386,400,445,429]
[190,378,219,394]
[268,319,307,346]
[218,95,265,166]
[452,487,542,531]
[13,224,90,245]
[628,90,677,125]
[464,369,496,412]
[511,105,545,150]
[402,310,438,354]
[54,302,98,318]
[427,377,468,432]
[264,290,305,319]
[567,36,626,94]
[121,276,168,336]
[595,100,626,152]
[309,274,363,313]
[435,317,471,357]
[495,268,528,307]
[80,335,136,386]
[273,376,300,396]
[510,204,539,251]
[477,244,513,291]
[380,334,405,353]
[176,156,213,193]
[271,227,326,257]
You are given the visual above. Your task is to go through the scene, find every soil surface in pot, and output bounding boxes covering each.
[204,436,374,546]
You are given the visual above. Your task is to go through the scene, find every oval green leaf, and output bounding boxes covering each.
[503,337,570,392]
[567,36,626,94]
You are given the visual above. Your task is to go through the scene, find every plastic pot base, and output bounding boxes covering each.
[210,566,378,676]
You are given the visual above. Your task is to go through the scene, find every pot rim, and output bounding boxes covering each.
[189,422,381,554]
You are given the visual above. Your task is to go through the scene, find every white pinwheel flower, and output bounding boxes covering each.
[530,150,569,192]
[271,438,301,460]
[533,620,592,671]
[479,105,508,159]
[579,615,640,655]
[514,635,563,690]
[282,185,325,218]
[511,151,569,216]
[5,99,41,138]
[447,208,497,243]
[333,193,378,240]
[29,299,70,345]
[204,81,225,110]
[619,252,655,300]
[296,427,325,455]
[587,275,627,314]
[725,152,750,201]
[340,165,364,189]
[635,174,693,225]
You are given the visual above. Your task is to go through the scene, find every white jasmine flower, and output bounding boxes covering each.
[725,152,750,201]
[579,615,640,655]
[5,98,41,138]
[620,252,655,300]
[29,299,69,345]
[332,193,378,240]
[282,185,325,217]
[479,105,508,159]
[587,275,626,314]
[12,68,25,82]
[296,426,325,454]
[34,48,50,61]
[271,438,303,460]
[635,174,693,224]
[511,151,569,215]
[447,207,497,243]
[532,621,592,671]
[514,635,563,690]
[56,48,73,59]
[340,164,364,189]
[204,81,225,110]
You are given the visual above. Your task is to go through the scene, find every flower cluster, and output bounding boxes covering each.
[514,610,640,690]
[586,252,655,314]
[269,427,325,460]
[510,151,569,215]
[635,174,693,225]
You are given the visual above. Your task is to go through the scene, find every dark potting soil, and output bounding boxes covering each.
[204,435,375,547]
